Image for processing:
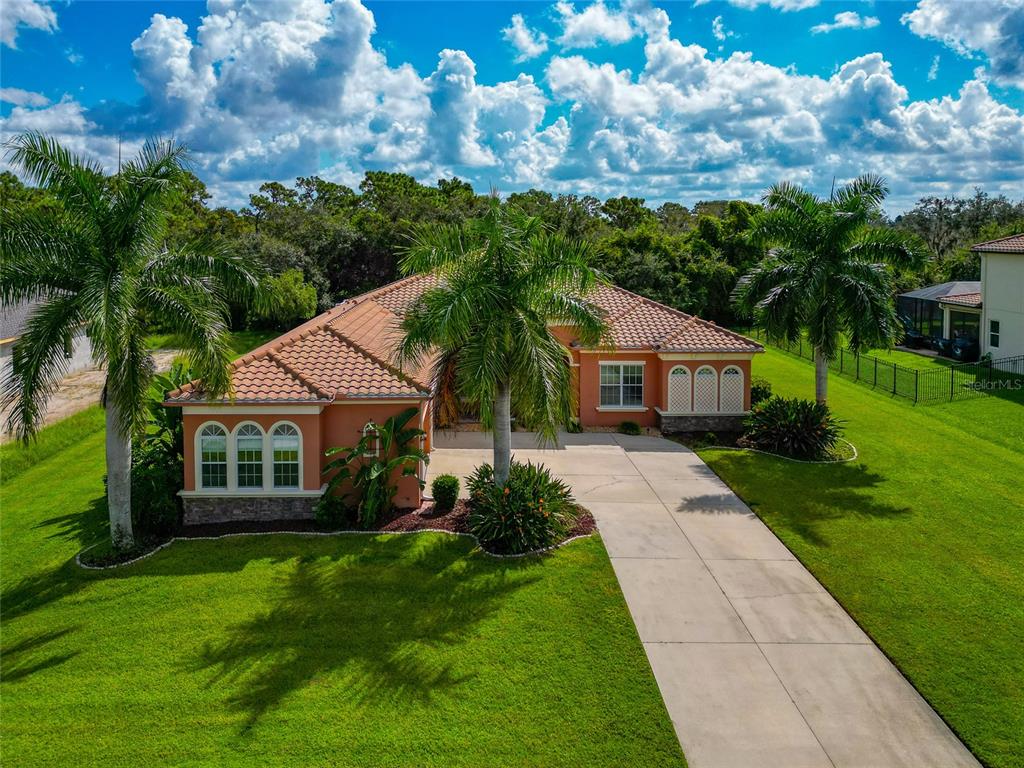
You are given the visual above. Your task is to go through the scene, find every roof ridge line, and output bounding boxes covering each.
[324,324,429,394]
[266,350,334,401]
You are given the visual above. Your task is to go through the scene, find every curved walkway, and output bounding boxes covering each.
[427,431,978,768]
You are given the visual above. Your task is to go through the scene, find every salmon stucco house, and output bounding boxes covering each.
[167,275,763,524]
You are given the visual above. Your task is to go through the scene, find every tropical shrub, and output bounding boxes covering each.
[431,474,460,512]
[565,417,583,434]
[743,396,843,460]
[618,420,642,436]
[322,407,428,528]
[129,442,182,537]
[750,376,773,406]
[314,494,354,529]
[466,460,578,554]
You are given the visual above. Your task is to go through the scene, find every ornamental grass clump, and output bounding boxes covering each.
[743,395,844,460]
[467,460,578,554]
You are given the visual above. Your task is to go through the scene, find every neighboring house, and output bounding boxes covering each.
[166,275,762,524]
[897,281,983,360]
[0,299,93,384]
[974,234,1024,361]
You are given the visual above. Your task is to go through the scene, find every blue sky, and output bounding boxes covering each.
[2,0,1023,213]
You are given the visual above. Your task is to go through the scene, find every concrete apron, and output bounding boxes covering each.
[427,431,979,768]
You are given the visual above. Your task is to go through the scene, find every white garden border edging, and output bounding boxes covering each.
[697,437,858,464]
[75,526,597,571]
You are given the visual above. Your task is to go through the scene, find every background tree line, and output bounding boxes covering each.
[3,169,1021,333]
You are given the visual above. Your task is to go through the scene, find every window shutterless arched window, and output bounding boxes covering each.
[272,424,301,489]
[236,423,264,489]
[199,424,228,489]
[720,366,744,412]
[694,366,718,413]
[667,365,692,412]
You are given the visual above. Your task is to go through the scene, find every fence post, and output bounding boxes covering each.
[874,358,878,387]
[893,365,897,395]
[914,371,918,403]
[950,366,955,400]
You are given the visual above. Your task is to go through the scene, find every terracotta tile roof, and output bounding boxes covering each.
[971,233,1024,253]
[939,292,982,308]
[166,272,760,405]
[581,284,762,353]
[166,275,434,404]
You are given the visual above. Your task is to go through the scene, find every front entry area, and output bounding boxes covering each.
[426,432,978,768]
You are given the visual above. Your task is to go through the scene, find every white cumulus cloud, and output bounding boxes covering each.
[502,14,549,62]
[0,0,1021,213]
[0,87,49,107]
[902,0,1024,88]
[555,0,637,48]
[811,12,880,34]
[1,0,57,48]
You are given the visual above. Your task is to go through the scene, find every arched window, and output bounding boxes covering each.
[720,366,744,412]
[667,365,692,413]
[363,422,380,457]
[236,423,264,489]
[694,366,718,413]
[199,424,228,489]
[272,424,301,489]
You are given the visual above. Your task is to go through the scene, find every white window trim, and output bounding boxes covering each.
[270,420,303,491]
[598,361,645,408]
[233,421,266,492]
[596,405,649,412]
[196,421,229,491]
[180,485,327,499]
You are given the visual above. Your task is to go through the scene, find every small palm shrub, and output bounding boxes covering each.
[618,421,642,436]
[750,377,773,406]
[431,474,460,512]
[743,396,843,460]
[129,442,182,537]
[467,460,578,554]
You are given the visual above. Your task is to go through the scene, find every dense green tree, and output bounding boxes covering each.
[0,133,267,550]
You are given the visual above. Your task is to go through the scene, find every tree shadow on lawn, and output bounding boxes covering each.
[0,627,80,683]
[34,496,109,550]
[696,453,912,547]
[189,535,541,731]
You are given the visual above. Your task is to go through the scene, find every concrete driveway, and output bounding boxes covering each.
[427,431,978,768]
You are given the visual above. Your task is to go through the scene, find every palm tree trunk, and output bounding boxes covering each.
[813,346,829,405]
[105,401,135,550]
[493,381,512,486]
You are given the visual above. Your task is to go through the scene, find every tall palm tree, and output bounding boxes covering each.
[1,133,266,550]
[396,199,607,485]
[735,175,924,404]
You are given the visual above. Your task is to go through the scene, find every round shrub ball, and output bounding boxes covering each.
[431,473,460,511]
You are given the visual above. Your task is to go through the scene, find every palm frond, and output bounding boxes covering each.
[1,295,84,440]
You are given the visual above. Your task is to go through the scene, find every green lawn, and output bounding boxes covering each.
[700,349,1023,768]
[0,426,684,767]
[146,329,279,357]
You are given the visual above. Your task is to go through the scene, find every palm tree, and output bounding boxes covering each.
[0,133,266,550]
[396,199,607,485]
[735,175,924,404]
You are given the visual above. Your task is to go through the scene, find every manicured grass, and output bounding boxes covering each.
[146,329,279,357]
[0,406,105,482]
[0,426,684,767]
[699,349,1023,768]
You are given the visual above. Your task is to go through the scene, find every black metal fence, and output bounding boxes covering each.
[743,328,1024,404]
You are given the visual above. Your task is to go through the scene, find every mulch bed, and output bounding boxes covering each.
[177,498,597,554]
